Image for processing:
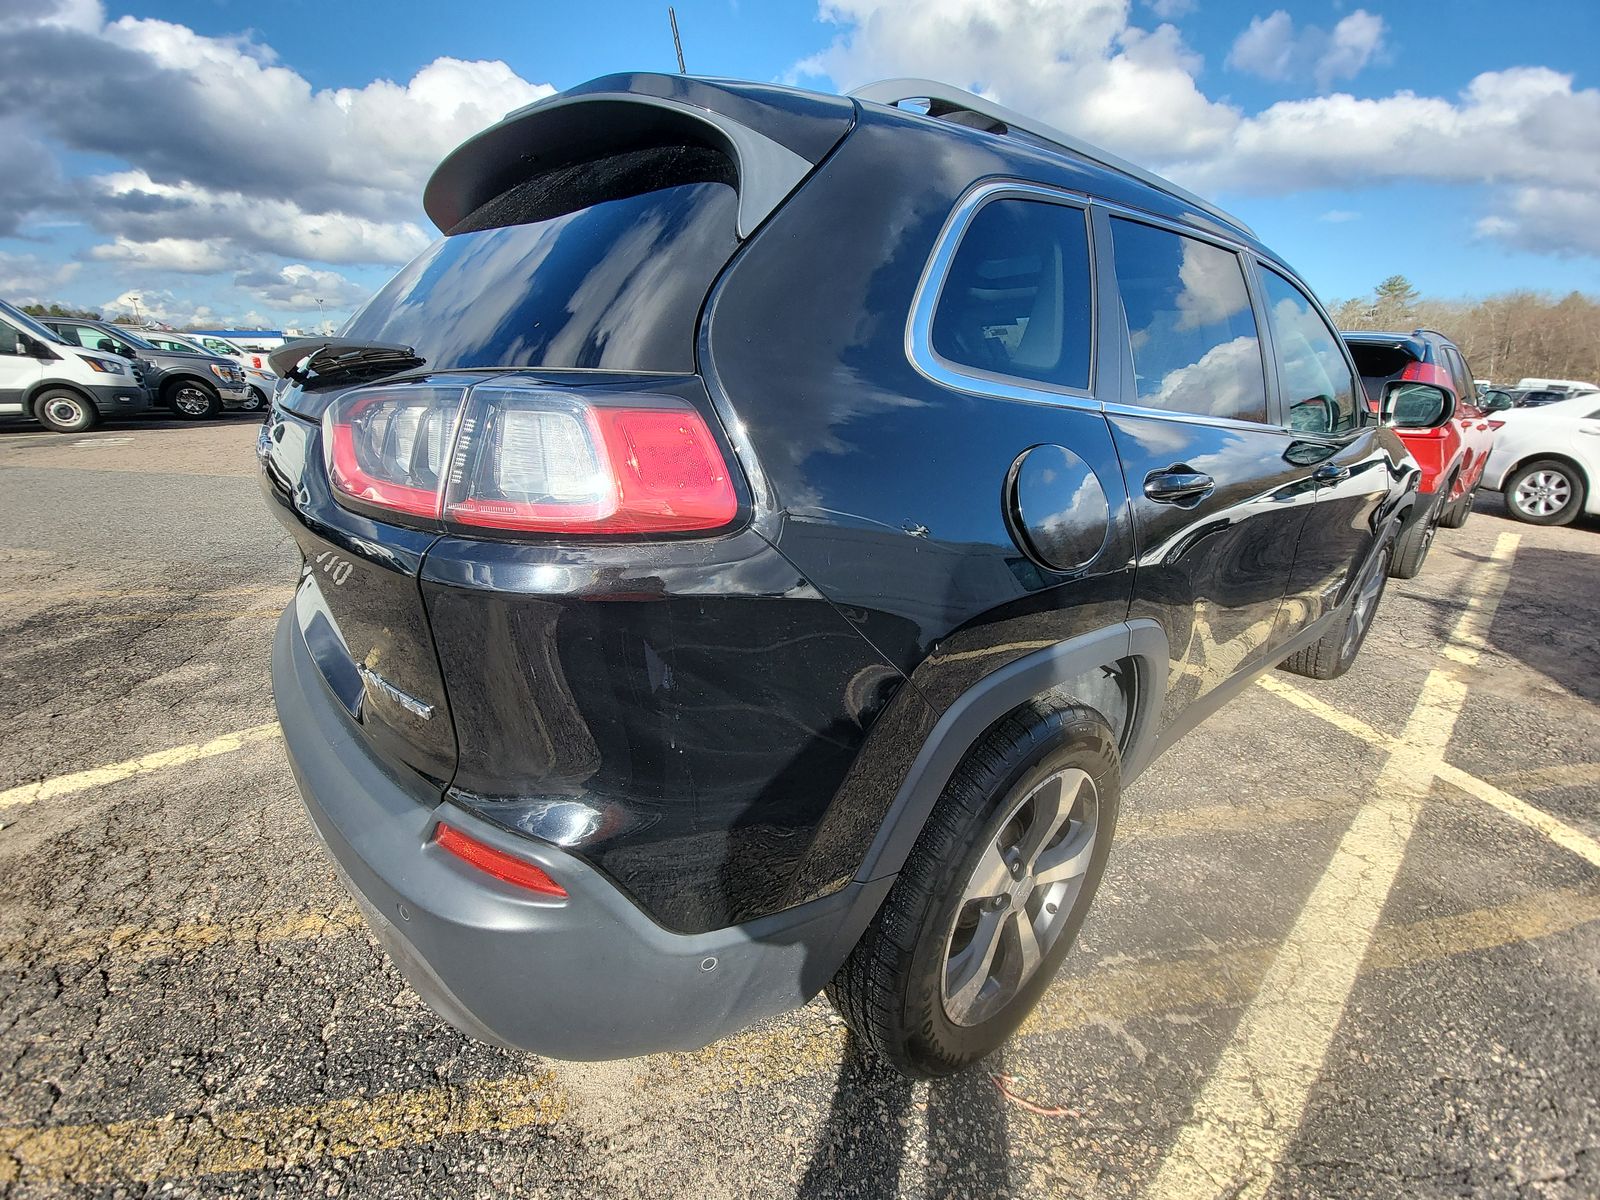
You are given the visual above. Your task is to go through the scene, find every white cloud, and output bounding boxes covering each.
[87,237,232,274]
[1476,187,1600,258]
[1227,9,1385,90]
[799,0,1238,160]
[1319,210,1361,223]
[101,290,218,328]
[795,2,1600,259]
[233,263,370,313]
[0,252,80,303]
[1146,0,1196,18]
[0,0,552,269]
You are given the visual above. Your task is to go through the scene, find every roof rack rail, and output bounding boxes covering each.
[849,78,1255,238]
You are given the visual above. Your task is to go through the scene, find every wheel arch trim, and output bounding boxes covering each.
[853,620,1168,884]
[24,379,95,412]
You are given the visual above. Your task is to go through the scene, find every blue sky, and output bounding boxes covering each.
[1,0,1595,330]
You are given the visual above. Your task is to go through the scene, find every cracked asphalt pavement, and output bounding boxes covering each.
[0,416,1596,1198]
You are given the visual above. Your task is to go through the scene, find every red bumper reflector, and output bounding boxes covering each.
[434,824,568,897]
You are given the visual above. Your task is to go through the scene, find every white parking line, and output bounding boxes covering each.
[0,724,280,826]
[1147,532,1522,1200]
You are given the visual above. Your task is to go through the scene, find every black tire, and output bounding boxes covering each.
[1503,459,1585,527]
[1438,480,1475,529]
[827,699,1120,1078]
[240,386,268,414]
[33,388,99,434]
[1280,540,1394,680]
[1389,503,1437,580]
[165,378,222,420]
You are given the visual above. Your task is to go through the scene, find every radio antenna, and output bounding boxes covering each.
[668,6,687,74]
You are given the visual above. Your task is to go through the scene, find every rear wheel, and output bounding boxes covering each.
[1389,502,1438,580]
[1504,460,1584,526]
[1439,478,1476,529]
[34,389,99,434]
[166,379,221,420]
[1280,540,1393,680]
[827,699,1120,1078]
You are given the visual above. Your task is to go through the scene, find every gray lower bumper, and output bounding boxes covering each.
[86,382,153,414]
[271,608,888,1060]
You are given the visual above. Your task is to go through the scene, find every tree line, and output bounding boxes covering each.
[1331,276,1600,386]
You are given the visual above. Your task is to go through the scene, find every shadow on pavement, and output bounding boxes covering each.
[797,1034,1011,1199]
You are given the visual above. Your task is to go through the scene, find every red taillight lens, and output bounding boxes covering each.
[324,383,739,536]
[1399,361,1454,390]
[1487,419,1506,430]
[442,386,738,534]
[324,387,463,519]
[434,823,567,897]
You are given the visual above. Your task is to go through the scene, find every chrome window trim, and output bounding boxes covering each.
[906,180,1101,413]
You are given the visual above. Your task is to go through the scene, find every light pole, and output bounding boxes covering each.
[129,295,142,324]
[315,298,326,333]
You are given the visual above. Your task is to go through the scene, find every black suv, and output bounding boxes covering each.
[263,74,1419,1078]
[42,318,247,419]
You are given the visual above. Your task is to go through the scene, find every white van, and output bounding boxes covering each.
[0,301,153,432]
[1515,377,1599,393]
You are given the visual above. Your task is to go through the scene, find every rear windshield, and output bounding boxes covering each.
[1345,342,1416,402]
[341,178,740,374]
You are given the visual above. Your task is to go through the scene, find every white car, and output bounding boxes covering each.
[1483,390,1600,525]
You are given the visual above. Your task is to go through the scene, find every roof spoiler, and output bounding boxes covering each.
[851,78,1254,238]
[424,74,856,240]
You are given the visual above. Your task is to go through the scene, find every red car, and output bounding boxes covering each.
[1343,329,1498,577]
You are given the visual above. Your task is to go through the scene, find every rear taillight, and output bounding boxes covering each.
[1487,419,1506,430]
[434,823,567,897]
[322,382,738,536]
[1400,361,1454,390]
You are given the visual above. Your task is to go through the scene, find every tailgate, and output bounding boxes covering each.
[260,403,456,791]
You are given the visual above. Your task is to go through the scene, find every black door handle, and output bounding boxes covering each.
[1144,468,1215,504]
[1312,462,1351,484]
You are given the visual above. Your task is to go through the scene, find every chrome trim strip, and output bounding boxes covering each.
[905,180,1102,414]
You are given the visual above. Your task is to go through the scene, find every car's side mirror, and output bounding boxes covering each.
[1383,381,1452,430]
[96,338,117,353]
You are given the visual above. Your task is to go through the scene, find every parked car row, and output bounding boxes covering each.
[0,301,278,432]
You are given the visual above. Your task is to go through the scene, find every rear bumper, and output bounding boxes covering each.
[271,605,888,1059]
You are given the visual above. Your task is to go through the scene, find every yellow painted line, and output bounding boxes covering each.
[0,1072,566,1186]
[0,907,365,966]
[0,724,281,824]
[1147,531,1521,1200]
[84,609,283,622]
[1,886,1594,1188]
[1437,763,1600,870]
[1490,761,1600,793]
[0,586,290,603]
[1255,673,1392,746]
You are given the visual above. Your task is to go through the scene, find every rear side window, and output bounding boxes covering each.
[1258,268,1361,436]
[1108,218,1267,423]
[929,198,1093,391]
[342,151,741,374]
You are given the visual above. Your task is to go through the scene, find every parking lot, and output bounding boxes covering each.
[0,416,1596,1199]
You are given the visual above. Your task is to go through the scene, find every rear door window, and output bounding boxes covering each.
[1258,268,1361,436]
[1107,217,1267,423]
[929,197,1094,391]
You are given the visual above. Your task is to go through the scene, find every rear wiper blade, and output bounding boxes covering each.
[269,338,426,390]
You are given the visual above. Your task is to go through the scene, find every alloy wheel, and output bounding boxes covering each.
[941,767,1099,1027]
[1513,469,1572,518]
[1342,545,1390,659]
[173,385,211,416]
